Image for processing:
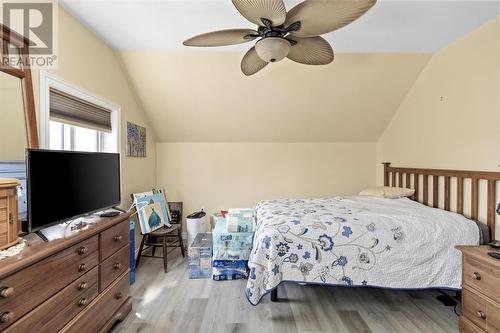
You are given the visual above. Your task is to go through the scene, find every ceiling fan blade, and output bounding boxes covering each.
[232,0,286,26]
[241,47,268,76]
[183,29,258,47]
[287,36,334,65]
[285,0,376,37]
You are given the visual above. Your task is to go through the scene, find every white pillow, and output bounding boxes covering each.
[359,186,415,199]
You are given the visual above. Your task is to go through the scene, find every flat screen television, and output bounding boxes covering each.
[27,149,121,232]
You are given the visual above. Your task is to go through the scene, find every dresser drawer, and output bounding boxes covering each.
[0,198,6,209]
[463,256,500,303]
[100,244,129,291]
[0,234,7,245]
[0,235,98,331]
[461,316,486,333]
[4,266,99,333]
[100,220,129,261]
[463,288,488,331]
[61,271,130,333]
[463,288,500,332]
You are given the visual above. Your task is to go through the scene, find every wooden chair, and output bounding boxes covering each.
[135,201,185,273]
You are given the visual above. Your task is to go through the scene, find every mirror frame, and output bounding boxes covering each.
[0,23,39,149]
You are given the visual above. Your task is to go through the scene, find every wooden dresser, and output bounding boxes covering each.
[457,246,500,333]
[0,179,21,250]
[0,212,132,333]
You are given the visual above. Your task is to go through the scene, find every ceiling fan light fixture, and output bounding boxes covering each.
[255,37,291,63]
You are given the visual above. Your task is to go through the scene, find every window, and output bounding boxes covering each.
[40,72,120,153]
[49,121,104,152]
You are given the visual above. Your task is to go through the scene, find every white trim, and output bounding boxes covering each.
[39,71,121,153]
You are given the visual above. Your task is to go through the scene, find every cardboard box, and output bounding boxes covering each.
[188,233,213,279]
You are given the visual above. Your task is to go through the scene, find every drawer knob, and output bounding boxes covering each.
[115,292,123,300]
[77,247,88,255]
[78,298,88,307]
[0,287,14,298]
[476,311,486,319]
[78,282,87,291]
[472,272,481,280]
[0,312,14,324]
[78,264,87,272]
[113,235,123,242]
[113,262,123,270]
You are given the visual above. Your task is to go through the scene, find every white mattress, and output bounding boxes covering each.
[245,196,479,305]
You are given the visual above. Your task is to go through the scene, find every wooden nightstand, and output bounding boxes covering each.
[456,246,500,333]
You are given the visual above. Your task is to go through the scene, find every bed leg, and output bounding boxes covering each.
[271,288,278,302]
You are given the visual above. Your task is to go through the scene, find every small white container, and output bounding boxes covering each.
[186,209,207,247]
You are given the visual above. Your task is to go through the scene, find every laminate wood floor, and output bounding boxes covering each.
[111,251,460,333]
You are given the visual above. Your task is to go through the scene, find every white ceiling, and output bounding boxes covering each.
[60,0,499,53]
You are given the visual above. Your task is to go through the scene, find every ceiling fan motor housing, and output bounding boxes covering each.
[255,37,291,63]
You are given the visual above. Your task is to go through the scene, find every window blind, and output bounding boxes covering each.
[49,88,112,133]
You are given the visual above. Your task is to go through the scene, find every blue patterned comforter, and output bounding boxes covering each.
[245,196,479,305]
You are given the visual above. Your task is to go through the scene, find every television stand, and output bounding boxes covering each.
[35,230,49,242]
[0,212,132,332]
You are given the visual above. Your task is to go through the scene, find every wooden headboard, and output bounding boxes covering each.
[383,163,500,238]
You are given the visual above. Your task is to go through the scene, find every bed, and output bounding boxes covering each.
[245,163,499,305]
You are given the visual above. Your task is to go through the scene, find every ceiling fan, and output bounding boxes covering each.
[183,0,377,76]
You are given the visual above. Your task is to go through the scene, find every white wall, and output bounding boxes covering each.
[377,17,500,239]
[157,142,376,227]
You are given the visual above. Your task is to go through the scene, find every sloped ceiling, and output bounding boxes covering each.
[59,1,498,143]
[118,52,431,142]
